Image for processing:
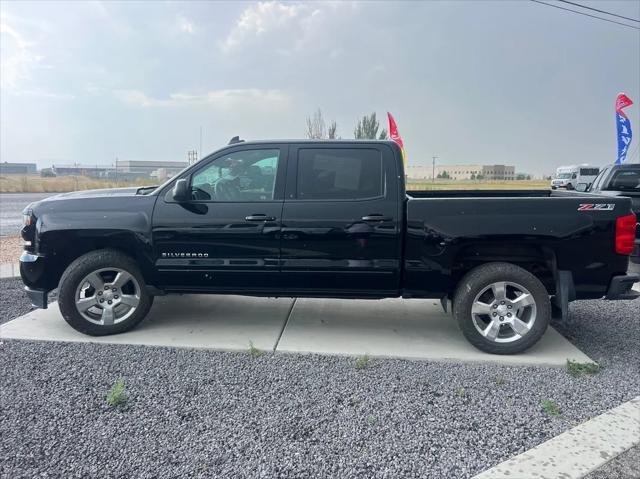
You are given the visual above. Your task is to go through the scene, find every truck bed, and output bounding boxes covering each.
[403,190,634,299]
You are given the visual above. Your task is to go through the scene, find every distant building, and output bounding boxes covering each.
[0,162,37,175]
[40,160,189,180]
[406,164,516,181]
[117,160,188,178]
[41,165,115,178]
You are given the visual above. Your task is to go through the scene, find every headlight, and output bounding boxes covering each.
[23,214,33,226]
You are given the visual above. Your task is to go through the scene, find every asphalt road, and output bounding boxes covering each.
[0,193,52,236]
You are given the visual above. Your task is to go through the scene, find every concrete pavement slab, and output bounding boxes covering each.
[0,295,294,351]
[277,298,593,367]
[1,295,592,366]
[0,263,19,279]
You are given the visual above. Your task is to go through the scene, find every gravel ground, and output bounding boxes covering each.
[584,445,640,479]
[0,278,56,323]
[0,235,22,264]
[0,279,638,478]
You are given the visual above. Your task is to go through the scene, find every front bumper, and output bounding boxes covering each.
[605,274,640,300]
[25,286,48,309]
[20,251,49,309]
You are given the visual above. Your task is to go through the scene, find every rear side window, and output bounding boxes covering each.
[607,169,640,190]
[297,148,383,200]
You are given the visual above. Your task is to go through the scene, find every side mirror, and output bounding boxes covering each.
[575,183,588,192]
[172,179,190,202]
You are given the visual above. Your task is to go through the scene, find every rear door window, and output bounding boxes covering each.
[297,148,383,200]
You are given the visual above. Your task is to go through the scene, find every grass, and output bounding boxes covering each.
[248,341,264,358]
[355,354,370,370]
[406,179,548,191]
[106,378,127,408]
[566,359,602,377]
[494,376,506,386]
[455,387,466,397]
[1,175,547,193]
[0,174,156,193]
[541,399,561,416]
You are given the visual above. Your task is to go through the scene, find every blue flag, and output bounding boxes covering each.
[615,93,633,165]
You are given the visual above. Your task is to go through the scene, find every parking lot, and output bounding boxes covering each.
[1,277,638,478]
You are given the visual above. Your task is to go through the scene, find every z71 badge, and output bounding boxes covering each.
[577,204,615,211]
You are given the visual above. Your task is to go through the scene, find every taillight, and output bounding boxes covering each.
[615,213,637,255]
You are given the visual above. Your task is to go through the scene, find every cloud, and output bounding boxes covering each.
[0,20,42,89]
[177,16,195,34]
[114,88,292,109]
[220,1,356,54]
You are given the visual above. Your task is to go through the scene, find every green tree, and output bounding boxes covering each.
[354,112,387,140]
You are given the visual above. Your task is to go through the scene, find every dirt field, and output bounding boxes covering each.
[406,179,549,190]
[1,174,549,194]
[0,175,156,193]
[0,236,22,264]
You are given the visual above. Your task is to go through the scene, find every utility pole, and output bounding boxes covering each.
[432,156,438,183]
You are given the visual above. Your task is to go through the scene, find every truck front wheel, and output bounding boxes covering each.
[453,262,550,354]
[58,250,154,336]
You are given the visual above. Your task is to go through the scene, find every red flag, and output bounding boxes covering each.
[387,112,405,164]
[616,93,633,117]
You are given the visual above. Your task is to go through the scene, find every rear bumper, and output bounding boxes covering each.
[629,241,640,275]
[605,274,640,300]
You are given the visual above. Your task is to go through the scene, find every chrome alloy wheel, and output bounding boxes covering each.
[74,268,141,326]
[470,281,537,343]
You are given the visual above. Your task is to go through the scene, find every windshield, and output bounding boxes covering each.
[606,169,640,190]
[556,173,572,179]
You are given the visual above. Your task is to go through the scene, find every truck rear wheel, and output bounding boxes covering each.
[58,250,153,336]
[453,262,550,354]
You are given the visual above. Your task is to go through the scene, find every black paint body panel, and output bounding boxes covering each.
[20,141,636,302]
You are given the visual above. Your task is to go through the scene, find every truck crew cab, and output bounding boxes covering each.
[20,140,639,354]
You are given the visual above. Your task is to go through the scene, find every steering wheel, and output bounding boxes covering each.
[214,179,240,201]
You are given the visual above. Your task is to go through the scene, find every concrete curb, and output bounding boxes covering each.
[0,263,20,279]
[472,396,640,479]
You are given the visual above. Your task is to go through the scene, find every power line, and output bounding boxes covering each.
[557,0,640,23]
[530,0,640,30]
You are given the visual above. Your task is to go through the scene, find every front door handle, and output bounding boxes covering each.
[245,214,276,222]
[361,214,392,222]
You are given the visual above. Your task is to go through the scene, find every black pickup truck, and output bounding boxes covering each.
[20,140,639,354]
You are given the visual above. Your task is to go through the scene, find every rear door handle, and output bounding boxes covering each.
[361,214,392,222]
[245,214,276,222]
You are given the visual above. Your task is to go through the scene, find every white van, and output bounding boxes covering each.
[551,165,600,190]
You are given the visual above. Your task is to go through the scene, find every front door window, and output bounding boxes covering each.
[191,149,280,201]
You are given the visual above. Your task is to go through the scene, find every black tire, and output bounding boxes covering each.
[58,249,153,336]
[566,183,573,190]
[453,262,550,354]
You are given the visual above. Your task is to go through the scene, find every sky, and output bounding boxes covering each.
[1,0,639,176]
